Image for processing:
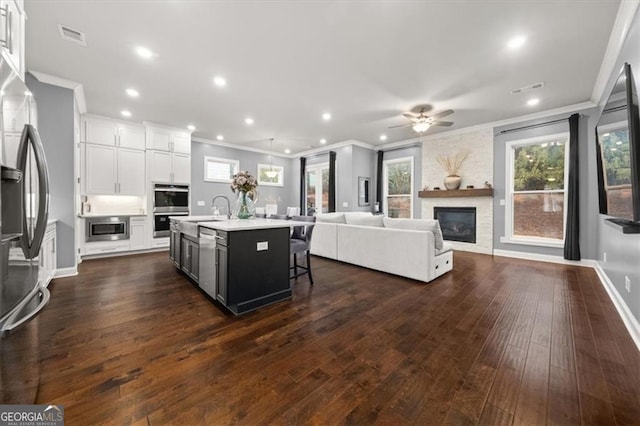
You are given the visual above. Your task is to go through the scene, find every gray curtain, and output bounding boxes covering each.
[564,113,580,260]
[299,157,306,215]
[328,151,336,212]
[376,150,384,213]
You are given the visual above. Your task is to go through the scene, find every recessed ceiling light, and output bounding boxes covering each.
[322,112,331,121]
[187,125,195,131]
[284,149,291,154]
[24,90,32,97]
[121,110,132,117]
[216,135,224,141]
[213,76,227,87]
[135,46,155,59]
[245,117,254,125]
[379,134,387,141]
[320,138,327,144]
[507,36,526,49]
[126,88,139,97]
[527,98,540,106]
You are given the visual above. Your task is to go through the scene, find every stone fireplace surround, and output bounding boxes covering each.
[421,128,494,254]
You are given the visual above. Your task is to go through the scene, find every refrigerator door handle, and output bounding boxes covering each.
[0,286,50,337]
[17,124,50,260]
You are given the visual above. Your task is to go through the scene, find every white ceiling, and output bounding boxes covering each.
[25,1,621,154]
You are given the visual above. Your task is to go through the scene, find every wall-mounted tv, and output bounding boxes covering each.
[595,63,640,232]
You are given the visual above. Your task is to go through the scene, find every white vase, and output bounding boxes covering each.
[444,175,462,190]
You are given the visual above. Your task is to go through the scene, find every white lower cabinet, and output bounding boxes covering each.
[38,222,56,287]
[84,240,131,256]
[129,217,147,250]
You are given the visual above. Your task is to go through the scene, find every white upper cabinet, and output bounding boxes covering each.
[82,115,145,150]
[0,0,25,79]
[145,124,191,154]
[118,124,145,150]
[84,143,117,195]
[83,142,145,196]
[171,153,191,183]
[148,150,189,184]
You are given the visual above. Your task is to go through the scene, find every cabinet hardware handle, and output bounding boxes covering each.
[0,6,9,50]
[6,6,11,54]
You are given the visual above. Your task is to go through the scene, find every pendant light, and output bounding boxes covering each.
[265,138,279,178]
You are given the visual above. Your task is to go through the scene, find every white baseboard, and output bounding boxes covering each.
[54,266,78,278]
[493,249,639,351]
[493,249,596,267]
[593,263,640,351]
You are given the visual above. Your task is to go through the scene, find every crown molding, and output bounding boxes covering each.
[142,121,193,134]
[293,139,375,158]
[192,136,289,158]
[28,69,87,114]
[591,1,640,106]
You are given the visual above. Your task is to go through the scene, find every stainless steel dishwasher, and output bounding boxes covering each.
[198,227,217,299]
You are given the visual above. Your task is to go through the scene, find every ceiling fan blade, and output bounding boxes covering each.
[388,123,413,128]
[430,109,454,119]
[402,112,419,120]
[431,121,454,127]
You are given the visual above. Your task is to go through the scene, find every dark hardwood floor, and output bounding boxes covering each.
[29,251,640,425]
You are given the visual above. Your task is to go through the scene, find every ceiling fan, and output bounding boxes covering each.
[389,105,454,133]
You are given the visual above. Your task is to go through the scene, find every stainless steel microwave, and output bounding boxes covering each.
[86,217,129,242]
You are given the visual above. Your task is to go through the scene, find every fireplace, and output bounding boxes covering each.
[434,207,477,243]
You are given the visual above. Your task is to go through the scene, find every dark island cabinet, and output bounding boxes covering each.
[180,234,200,283]
[214,227,291,315]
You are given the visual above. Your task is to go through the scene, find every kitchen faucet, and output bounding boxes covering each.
[211,195,231,219]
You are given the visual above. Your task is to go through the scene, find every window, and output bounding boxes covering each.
[257,163,284,187]
[204,156,239,182]
[383,157,413,218]
[306,163,329,214]
[503,133,569,247]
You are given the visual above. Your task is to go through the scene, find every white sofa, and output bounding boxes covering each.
[311,212,453,283]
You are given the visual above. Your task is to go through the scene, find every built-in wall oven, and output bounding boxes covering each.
[86,217,130,242]
[154,184,189,213]
[154,212,188,238]
[153,184,189,238]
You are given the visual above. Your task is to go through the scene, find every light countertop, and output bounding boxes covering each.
[79,213,147,218]
[168,215,227,222]
[198,218,311,231]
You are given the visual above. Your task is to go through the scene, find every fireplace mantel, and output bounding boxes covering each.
[419,188,494,198]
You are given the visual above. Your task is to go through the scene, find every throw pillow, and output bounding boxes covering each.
[315,212,346,223]
[345,214,384,227]
[383,217,444,250]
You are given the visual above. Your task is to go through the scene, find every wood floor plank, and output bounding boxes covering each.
[7,251,633,425]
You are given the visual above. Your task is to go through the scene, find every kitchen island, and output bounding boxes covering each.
[170,217,307,315]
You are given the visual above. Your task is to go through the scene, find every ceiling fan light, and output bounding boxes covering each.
[412,122,430,133]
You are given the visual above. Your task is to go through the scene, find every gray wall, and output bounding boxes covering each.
[351,145,376,212]
[381,145,423,218]
[493,108,599,259]
[295,144,377,213]
[190,141,296,216]
[26,73,75,269]
[594,8,640,324]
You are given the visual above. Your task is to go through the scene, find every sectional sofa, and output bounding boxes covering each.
[310,212,453,283]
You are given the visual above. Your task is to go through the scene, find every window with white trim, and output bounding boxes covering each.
[383,157,413,218]
[503,133,569,247]
[204,156,239,182]
[306,163,329,214]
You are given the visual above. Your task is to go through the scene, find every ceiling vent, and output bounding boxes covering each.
[57,24,86,47]
[510,82,544,94]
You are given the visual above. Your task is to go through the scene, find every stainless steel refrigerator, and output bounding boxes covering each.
[0,57,50,403]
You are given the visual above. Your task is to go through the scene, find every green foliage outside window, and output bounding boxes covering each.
[514,141,565,191]
[387,162,411,195]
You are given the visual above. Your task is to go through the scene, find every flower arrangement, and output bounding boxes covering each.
[230,170,258,200]
[435,150,469,176]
